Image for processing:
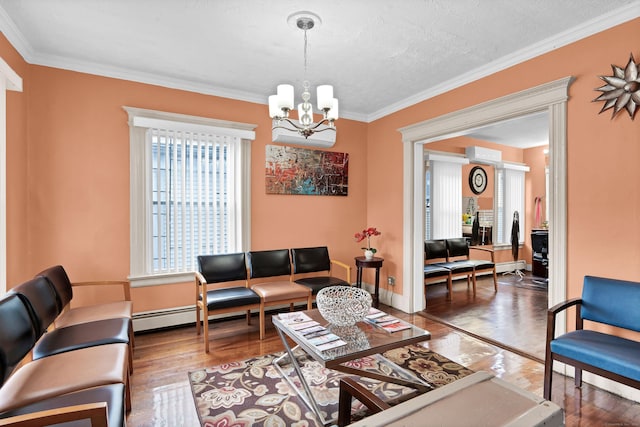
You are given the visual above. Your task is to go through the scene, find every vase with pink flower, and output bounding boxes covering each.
[354,227,381,259]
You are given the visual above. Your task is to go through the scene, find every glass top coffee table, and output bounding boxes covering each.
[272,308,431,425]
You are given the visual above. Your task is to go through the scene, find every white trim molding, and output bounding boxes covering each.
[0,56,21,295]
[399,77,573,317]
[124,106,256,287]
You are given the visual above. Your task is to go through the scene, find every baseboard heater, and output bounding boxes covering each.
[132,303,311,333]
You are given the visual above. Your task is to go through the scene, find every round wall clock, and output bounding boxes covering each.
[469,166,487,194]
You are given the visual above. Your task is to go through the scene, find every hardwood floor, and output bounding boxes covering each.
[127,290,640,426]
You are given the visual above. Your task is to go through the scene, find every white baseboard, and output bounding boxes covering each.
[132,305,197,332]
[496,260,526,273]
[554,363,640,403]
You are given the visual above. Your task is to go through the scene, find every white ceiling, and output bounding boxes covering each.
[0,0,638,130]
[466,111,549,149]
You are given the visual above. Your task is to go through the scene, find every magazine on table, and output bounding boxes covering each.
[364,308,412,332]
[278,312,313,324]
[279,312,347,350]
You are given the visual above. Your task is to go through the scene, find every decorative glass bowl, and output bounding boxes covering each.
[316,286,372,326]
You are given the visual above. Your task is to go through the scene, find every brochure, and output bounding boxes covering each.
[316,339,347,351]
[289,320,320,331]
[278,312,313,324]
[381,320,412,332]
[307,333,341,346]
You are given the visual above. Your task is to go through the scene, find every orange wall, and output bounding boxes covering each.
[2,46,368,312]
[368,18,640,301]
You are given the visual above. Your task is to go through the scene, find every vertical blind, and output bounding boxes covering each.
[429,159,463,239]
[496,166,526,244]
[149,128,239,274]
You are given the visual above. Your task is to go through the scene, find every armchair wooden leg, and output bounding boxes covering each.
[447,276,453,300]
[259,302,266,340]
[543,356,554,400]
[246,309,251,325]
[472,272,477,295]
[575,368,582,388]
[493,270,498,291]
[203,308,210,353]
[338,377,390,427]
[196,303,201,335]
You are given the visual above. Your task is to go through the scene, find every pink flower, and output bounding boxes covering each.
[354,227,381,253]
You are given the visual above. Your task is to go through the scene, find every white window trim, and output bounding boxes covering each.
[124,107,256,287]
[0,57,21,295]
[399,76,572,314]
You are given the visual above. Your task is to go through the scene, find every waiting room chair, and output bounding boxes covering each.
[0,292,130,418]
[446,238,497,294]
[247,249,312,339]
[196,253,262,353]
[36,265,133,345]
[424,240,473,298]
[9,276,133,373]
[291,246,351,296]
[423,263,453,303]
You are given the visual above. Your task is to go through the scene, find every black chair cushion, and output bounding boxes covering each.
[247,249,291,279]
[197,253,247,284]
[204,287,261,310]
[467,260,495,271]
[446,238,470,258]
[291,247,331,274]
[424,265,451,278]
[425,240,448,259]
[33,318,130,360]
[435,261,474,273]
[0,383,125,427]
[9,277,60,337]
[295,276,350,295]
[0,294,37,385]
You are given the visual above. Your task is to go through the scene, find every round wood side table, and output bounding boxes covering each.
[354,256,384,308]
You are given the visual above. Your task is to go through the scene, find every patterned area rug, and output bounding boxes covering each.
[189,342,473,427]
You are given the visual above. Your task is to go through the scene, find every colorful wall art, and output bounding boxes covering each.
[265,145,349,196]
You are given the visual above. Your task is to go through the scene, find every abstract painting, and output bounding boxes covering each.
[265,145,349,196]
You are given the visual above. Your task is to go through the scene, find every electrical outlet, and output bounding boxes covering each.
[387,276,396,286]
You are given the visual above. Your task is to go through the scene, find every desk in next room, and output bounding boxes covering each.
[355,256,383,308]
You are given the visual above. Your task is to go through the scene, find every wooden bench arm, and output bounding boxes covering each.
[338,377,390,427]
[546,297,583,345]
[469,246,495,261]
[71,280,131,301]
[194,271,207,286]
[330,259,352,283]
[0,402,109,427]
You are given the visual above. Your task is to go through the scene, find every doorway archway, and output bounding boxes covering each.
[397,77,573,326]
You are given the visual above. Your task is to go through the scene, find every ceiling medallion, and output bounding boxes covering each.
[593,53,640,120]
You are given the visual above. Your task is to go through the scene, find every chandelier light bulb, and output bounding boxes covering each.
[317,85,334,110]
[276,84,294,110]
[327,98,339,121]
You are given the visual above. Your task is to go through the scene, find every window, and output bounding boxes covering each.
[125,107,255,286]
[424,153,469,240]
[494,164,528,245]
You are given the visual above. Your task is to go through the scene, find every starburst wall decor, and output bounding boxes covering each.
[593,53,640,120]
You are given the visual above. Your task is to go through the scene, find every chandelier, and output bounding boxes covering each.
[268,12,338,139]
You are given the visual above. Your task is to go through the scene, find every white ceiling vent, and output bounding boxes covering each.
[272,121,336,148]
[465,146,502,164]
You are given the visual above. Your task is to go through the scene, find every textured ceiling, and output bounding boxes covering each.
[0,0,638,125]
